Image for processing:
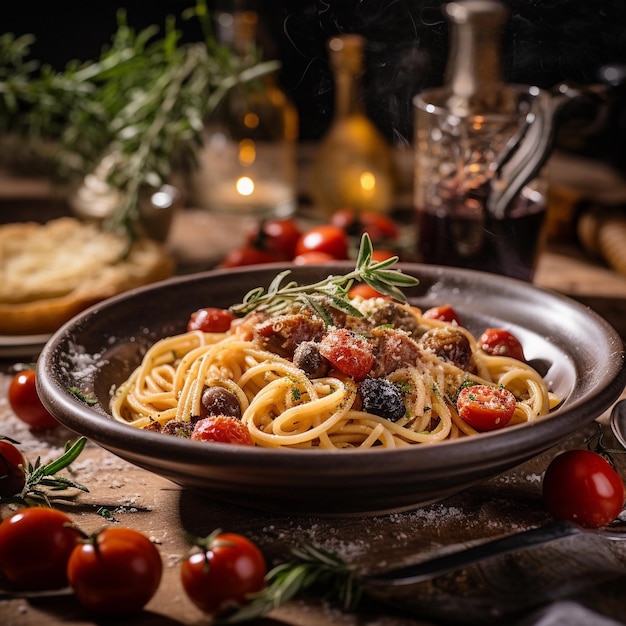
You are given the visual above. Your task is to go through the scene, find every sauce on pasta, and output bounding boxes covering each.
[110,295,560,449]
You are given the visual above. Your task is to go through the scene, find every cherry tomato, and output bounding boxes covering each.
[330,210,399,242]
[423,304,462,325]
[67,527,163,615]
[248,218,301,260]
[0,438,26,497]
[181,531,266,615]
[318,328,374,381]
[220,246,279,268]
[542,449,625,529]
[295,225,349,260]
[479,328,525,361]
[456,384,516,431]
[187,307,236,333]
[348,283,386,299]
[0,507,80,590]
[191,415,254,446]
[8,369,59,430]
[371,249,397,262]
[360,212,399,242]
[292,251,336,265]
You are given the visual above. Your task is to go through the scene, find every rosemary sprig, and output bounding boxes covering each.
[0,437,89,507]
[216,544,362,624]
[229,234,420,318]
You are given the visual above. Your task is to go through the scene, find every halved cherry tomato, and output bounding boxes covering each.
[8,369,59,430]
[220,246,280,268]
[191,415,254,446]
[479,328,525,361]
[187,307,235,333]
[318,328,374,381]
[67,527,163,615]
[248,218,301,260]
[423,304,462,325]
[348,283,385,299]
[0,507,80,590]
[542,449,625,529]
[292,251,336,265]
[456,384,516,431]
[0,438,26,497]
[295,225,349,260]
[181,531,266,615]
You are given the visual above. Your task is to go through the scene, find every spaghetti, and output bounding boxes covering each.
[110,296,559,449]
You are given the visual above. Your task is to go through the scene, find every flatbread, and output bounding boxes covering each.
[0,217,174,335]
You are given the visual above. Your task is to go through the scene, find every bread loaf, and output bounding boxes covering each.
[0,217,174,335]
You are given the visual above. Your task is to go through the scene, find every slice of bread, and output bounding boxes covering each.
[0,217,174,335]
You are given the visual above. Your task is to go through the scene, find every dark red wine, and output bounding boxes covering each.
[416,188,546,281]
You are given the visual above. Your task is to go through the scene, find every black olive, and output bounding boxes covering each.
[200,386,242,420]
[293,341,330,378]
[359,377,406,422]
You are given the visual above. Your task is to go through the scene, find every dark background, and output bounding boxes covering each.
[4,1,626,160]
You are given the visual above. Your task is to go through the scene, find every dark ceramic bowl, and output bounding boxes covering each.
[37,263,626,516]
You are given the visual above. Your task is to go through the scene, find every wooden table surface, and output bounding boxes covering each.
[3,196,626,626]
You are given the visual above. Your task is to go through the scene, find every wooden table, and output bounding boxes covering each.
[2,203,626,626]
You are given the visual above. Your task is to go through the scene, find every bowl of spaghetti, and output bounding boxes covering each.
[37,258,626,515]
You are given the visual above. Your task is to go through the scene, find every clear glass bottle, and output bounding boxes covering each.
[309,34,395,216]
[191,10,298,218]
[414,0,550,281]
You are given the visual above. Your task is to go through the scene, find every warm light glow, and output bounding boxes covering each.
[472,115,485,130]
[244,112,260,128]
[360,171,376,192]
[236,176,255,196]
[238,139,256,166]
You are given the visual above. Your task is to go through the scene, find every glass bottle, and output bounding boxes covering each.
[309,34,395,216]
[414,0,549,281]
[191,10,298,218]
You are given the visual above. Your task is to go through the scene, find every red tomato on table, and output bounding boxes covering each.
[8,369,59,430]
[248,218,302,260]
[67,527,163,615]
[542,449,625,529]
[0,507,80,590]
[293,250,336,265]
[295,225,349,260]
[220,246,279,268]
[0,438,26,497]
[181,531,266,615]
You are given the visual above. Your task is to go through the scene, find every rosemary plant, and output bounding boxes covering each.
[0,0,278,240]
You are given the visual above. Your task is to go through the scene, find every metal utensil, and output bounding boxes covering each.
[364,520,626,624]
[365,519,626,587]
[610,398,626,449]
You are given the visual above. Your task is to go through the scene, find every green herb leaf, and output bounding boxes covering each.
[0,437,89,506]
[215,544,362,624]
[230,234,419,317]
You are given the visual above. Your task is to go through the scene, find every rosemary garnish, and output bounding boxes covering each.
[0,437,89,507]
[229,234,419,318]
[216,544,362,624]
